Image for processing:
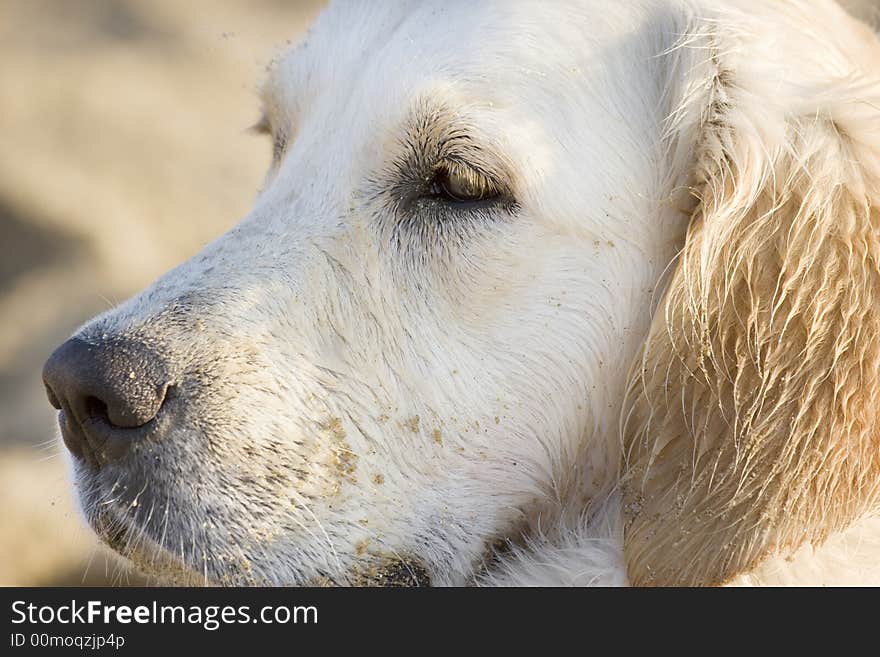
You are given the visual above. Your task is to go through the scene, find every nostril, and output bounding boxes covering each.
[85,396,109,424]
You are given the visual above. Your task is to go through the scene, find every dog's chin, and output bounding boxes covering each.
[72,473,233,585]
[90,508,433,586]
[84,503,207,586]
[75,474,434,587]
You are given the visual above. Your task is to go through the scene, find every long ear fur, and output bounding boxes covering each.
[622,1,880,586]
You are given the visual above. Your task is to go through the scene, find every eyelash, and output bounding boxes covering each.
[382,156,516,223]
[255,117,515,218]
[427,161,501,204]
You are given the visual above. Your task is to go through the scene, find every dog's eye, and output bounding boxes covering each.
[430,163,500,203]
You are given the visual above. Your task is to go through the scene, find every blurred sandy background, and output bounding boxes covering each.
[0,0,322,586]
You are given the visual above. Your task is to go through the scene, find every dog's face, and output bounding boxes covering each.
[42,0,880,586]
[43,0,692,585]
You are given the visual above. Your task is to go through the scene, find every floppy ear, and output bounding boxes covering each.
[622,2,880,586]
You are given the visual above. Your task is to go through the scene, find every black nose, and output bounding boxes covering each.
[43,337,172,468]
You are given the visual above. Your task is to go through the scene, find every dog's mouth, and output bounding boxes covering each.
[77,475,434,587]
[53,388,179,471]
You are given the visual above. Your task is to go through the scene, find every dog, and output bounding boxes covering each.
[42,0,880,586]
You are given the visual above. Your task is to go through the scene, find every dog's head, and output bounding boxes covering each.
[42,0,880,585]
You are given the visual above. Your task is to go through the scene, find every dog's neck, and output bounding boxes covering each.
[479,496,880,586]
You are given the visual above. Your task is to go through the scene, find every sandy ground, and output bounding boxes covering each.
[0,0,322,586]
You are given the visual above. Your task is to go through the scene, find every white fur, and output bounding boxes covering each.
[61,0,880,586]
[477,495,627,587]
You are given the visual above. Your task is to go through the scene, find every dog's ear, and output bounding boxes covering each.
[622,2,880,586]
